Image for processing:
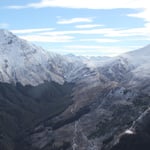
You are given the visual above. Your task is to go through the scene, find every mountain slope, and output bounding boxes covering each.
[0,81,74,150]
[110,107,150,150]
[0,29,103,87]
[0,29,66,85]
[24,44,150,150]
[0,29,107,150]
[1,29,150,150]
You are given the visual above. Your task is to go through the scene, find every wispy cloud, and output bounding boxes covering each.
[0,23,9,28]
[80,38,120,43]
[6,0,149,9]
[75,24,103,29]
[57,17,93,24]
[127,8,150,23]
[38,26,150,38]
[11,23,150,46]
[11,28,54,34]
[7,0,150,28]
[7,5,27,9]
[38,28,116,36]
[19,35,74,43]
[6,0,150,40]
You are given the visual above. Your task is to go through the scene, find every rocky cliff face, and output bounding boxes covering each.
[0,29,150,150]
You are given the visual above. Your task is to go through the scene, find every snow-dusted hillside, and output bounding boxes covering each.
[0,29,95,86]
[0,29,110,86]
[99,44,150,83]
[0,29,68,85]
[0,29,150,87]
[123,45,150,79]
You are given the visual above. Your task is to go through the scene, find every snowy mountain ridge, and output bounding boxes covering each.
[0,29,101,86]
[0,29,150,86]
[0,29,66,85]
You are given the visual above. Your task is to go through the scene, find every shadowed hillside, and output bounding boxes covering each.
[0,81,74,150]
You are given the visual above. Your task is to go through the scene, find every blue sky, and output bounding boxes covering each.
[0,0,150,56]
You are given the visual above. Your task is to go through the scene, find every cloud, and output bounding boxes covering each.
[7,0,150,34]
[75,24,103,29]
[127,8,150,22]
[7,5,27,9]
[19,35,74,43]
[12,23,150,46]
[7,0,149,10]
[7,0,150,25]
[11,28,54,34]
[57,18,93,24]
[0,23,9,28]
[38,28,116,36]
[80,38,120,43]
[38,26,150,38]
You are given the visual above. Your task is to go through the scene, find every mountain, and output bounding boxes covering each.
[0,29,66,85]
[49,45,150,150]
[0,29,72,149]
[0,29,104,86]
[0,29,108,150]
[0,29,150,150]
[20,44,149,150]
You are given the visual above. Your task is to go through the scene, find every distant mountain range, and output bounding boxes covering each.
[0,29,150,150]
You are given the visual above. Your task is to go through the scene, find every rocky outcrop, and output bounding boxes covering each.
[109,107,150,150]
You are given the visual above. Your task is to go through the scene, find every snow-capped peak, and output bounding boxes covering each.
[0,29,65,85]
